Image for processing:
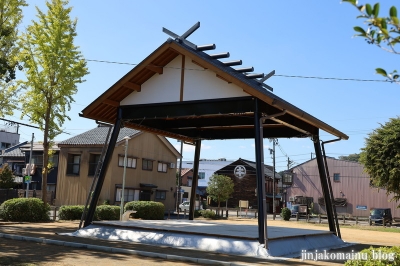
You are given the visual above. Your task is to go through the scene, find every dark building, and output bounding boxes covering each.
[215,158,281,213]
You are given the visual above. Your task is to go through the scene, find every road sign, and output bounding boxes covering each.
[24,176,31,184]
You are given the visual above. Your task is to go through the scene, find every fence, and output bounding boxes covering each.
[0,189,18,203]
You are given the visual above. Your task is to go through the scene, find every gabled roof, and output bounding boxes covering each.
[19,142,60,152]
[58,126,140,146]
[180,168,193,176]
[0,141,28,158]
[81,30,348,142]
[239,158,281,179]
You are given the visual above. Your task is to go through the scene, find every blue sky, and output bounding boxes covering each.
[5,1,399,172]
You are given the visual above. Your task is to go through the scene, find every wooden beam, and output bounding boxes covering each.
[192,60,208,69]
[123,82,141,92]
[180,55,185,101]
[216,74,232,84]
[146,65,163,74]
[103,99,120,107]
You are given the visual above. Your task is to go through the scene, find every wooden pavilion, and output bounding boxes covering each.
[80,22,348,249]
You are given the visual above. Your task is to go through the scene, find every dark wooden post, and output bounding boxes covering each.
[189,140,201,220]
[84,108,122,227]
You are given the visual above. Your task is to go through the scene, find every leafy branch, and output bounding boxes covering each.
[343,1,399,83]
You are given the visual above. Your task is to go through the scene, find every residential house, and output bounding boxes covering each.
[287,157,400,217]
[17,142,60,202]
[215,158,282,213]
[0,124,20,153]
[0,141,28,186]
[56,126,180,211]
[180,159,233,202]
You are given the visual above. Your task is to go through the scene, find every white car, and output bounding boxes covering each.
[179,201,190,212]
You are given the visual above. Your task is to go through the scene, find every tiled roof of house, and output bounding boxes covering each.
[180,168,192,176]
[58,126,140,146]
[0,141,28,158]
[240,158,282,179]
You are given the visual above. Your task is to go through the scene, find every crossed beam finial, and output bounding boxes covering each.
[162,22,200,50]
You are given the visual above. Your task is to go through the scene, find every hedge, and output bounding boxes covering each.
[345,246,400,265]
[95,205,120,220]
[0,198,50,222]
[58,205,85,220]
[124,201,164,220]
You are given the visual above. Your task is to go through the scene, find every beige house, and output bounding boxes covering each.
[56,126,180,211]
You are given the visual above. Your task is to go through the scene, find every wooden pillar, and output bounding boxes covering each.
[313,134,336,234]
[189,140,201,220]
[84,108,122,227]
[254,99,267,248]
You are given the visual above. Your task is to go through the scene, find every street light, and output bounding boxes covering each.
[120,136,130,220]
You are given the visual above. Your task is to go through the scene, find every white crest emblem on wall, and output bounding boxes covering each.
[234,165,246,178]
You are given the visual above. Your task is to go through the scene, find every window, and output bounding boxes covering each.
[155,190,166,200]
[333,173,340,182]
[115,188,140,202]
[142,159,153,171]
[67,154,80,175]
[30,155,43,166]
[157,162,168,173]
[118,155,137,168]
[49,154,58,167]
[198,172,205,179]
[88,154,101,176]
[1,142,11,149]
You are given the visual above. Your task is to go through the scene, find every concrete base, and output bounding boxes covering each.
[66,220,349,258]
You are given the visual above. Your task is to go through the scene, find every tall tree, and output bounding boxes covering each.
[338,153,361,162]
[344,1,399,83]
[359,117,400,207]
[0,164,16,189]
[18,0,88,204]
[206,174,234,208]
[0,0,27,117]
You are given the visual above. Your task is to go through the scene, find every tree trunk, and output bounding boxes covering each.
[41,101,52,205]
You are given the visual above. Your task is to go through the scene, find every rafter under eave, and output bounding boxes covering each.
[123,82,141,92]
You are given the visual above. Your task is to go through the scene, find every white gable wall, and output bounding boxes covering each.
[120,55,250,106]
[182,57,249,101]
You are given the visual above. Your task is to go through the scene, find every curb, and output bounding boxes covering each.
[0,233,252,266]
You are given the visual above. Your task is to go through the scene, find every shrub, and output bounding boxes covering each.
[201,209,216,219]
[124,201,164,220]
[344,246,400,265]
[95,205,120,220]
[281,207,291,221]
[59,205,85,220]
[194,209,201,218]
[0,198,50,222]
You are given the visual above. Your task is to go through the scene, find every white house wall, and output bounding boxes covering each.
[120,55,249,106]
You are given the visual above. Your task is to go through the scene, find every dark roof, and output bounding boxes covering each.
[239,158,281,179]
[58,126,140,146]
[0,141,28,158]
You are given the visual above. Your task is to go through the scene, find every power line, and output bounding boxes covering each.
[86,59,393,83]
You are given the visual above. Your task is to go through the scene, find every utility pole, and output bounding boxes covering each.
[176,140,184,212]
[26,133,34,198]
[272,139,276,214]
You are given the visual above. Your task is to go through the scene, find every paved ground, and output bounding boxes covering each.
[0,218,399,265]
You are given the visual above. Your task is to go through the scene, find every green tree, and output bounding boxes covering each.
[359,117,400,207]
[0,0,27,117]
[18,0,89,204]
[344,1,400,83]
[206,174,234,208]
[338,153,361,162]
[0,164,16,189]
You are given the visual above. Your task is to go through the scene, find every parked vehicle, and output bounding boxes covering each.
[369,208,392,226]
[290,204,308,217]
[178,201,202,212]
